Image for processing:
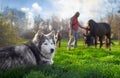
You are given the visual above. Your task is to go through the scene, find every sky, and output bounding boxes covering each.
[0,0,120,26]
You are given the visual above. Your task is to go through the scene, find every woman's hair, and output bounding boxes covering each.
[75,12,80,17]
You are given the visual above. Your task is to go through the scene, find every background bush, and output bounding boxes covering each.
[0,18,24,47]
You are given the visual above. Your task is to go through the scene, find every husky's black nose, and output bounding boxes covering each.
[50,49,54,53]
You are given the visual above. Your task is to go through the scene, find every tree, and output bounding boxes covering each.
[0,18,22,47]
[50,15,60,30]
[101,0,120,40]
[1,7,27,36]
[118,10,120,45]
[33,15,43,32]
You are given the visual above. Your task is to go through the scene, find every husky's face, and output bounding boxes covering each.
[41,38,55,54]
[32,30,56,60]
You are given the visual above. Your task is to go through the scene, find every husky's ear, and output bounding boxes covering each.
[46,30,55,38]
[32,30,44,43]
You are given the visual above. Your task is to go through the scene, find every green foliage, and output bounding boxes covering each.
[0,40,120,78]
[0,18,23,46]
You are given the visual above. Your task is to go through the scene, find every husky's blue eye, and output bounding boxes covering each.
[44,43,48,45]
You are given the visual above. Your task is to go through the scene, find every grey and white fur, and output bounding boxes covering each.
[0,30,56,69]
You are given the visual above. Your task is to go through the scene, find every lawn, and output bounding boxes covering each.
[0,40,120,78]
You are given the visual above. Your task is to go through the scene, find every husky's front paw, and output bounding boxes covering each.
[50,60,54,65]
[43,60,54,65]
[47,60,54,65]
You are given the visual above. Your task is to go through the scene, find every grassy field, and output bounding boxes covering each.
[0,40,120,78]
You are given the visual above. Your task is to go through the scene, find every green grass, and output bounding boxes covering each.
[0,40,120,78]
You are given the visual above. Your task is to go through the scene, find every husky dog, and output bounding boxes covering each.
[0,30,56,69]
